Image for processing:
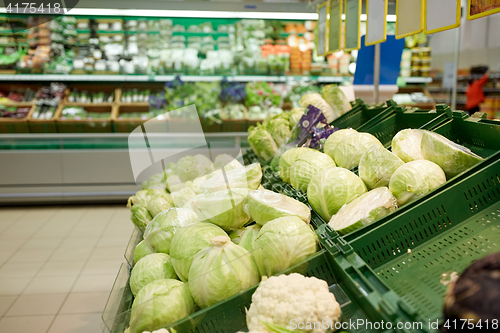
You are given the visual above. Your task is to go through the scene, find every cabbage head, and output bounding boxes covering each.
[130,253,177,296]
[175,154,214,183]
[166,175,184,193]
[188,235,260,308]
[299,93,336,123]
[421,131,483,178]
[229,224,261,252]
[321,85,351,118]
[288,107,305,130]
[130,205,152,231]
[290,151,336,192]
[252,216,317,276]
[389,160,446,206]
[214,154,243,171]
[329,187,397,235]
[171,187,197,208]
[333,133,383,170]
[246,189,311,226]
[199,163,262,193]
[359,145,405,190]
[141,173,166,190]
[133,240,155,265]
[144,208,200,255]
[266,117,292,147]
[147,196,172,218]
[307,167,367,221]
[127,190,151,208]
[323,129,358,160]
[248,124,279,162]
[129,279,196,333]
[278,147,315,183]
[189,189,251,231]
[391,129,427,162]
[169,222,227,282]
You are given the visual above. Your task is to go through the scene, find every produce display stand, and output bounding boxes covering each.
[0,102,35,133]
[55,104,119,133]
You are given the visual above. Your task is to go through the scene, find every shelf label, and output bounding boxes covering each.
[468,0,500,20]
[424,0,461,34]
[443,62,455,89]
[344,0,362,51]
[396,0,424,39]
[327,0,343,53]
[366,0,388,46]
[317,1,329,56]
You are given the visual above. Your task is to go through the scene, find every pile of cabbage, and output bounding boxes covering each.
[279,128,483,236]
[126,154,317,333]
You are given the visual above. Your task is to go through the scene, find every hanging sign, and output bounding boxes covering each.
[424,0,461,34]
[344,0,362,51]
[317,1,328,56]
[327,0,343,53]
[468,0,500,20]
[396,0,424,39]
[365,0,388,46]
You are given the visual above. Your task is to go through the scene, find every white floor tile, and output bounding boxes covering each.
[24,276,77,295]
[50,247,93,262]
[0,277,32,296]
[0,261,44,279]
[37,261,86,278]
[0,295,17,317]
[21,238,60,250]
[81,260,122,276]
[59,292,109,314]
[88,247,125,262]
[72,274,116,293]
[6,293,67,316]
[0,315,54,333]
[59,236,99,249]
[95,235,130,249]
[9,249,53,263]
[47,313,102,333]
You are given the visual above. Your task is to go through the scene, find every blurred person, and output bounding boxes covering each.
[465,70,489,114]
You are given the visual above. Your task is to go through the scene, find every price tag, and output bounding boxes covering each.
[396,0,424,39]
[365,0,388,46]
[344,0,362,51]
[424,0,461,34]
[317,2,328,57]
[327,0,343,53]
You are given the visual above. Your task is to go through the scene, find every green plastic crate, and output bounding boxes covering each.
[331,99,398,131]
[103,248,421,333]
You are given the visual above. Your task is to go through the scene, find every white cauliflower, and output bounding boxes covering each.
[246,273,341,333]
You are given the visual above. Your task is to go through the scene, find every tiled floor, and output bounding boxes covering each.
[0,206,132,333]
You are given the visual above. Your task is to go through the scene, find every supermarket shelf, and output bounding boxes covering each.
[402,77,432,83]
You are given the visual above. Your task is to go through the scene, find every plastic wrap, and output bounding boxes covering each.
[129,253,177,296]
[245,189,311,226]
[133,240,155,265]
[391,129,427,163]
[143,208,200,255]
[278,147,315,183]
[299,93,336,123]
[171,188,197,208]
[199,163,262,193]
[389,160,446,206]
[359,145,405,190]
[248,123,279,162]
[307,167,367,222]
[323,128,358,160]
[329,187,398,235]
[421,131,483,178]
[290,151,336,192]
[333,133,384,170]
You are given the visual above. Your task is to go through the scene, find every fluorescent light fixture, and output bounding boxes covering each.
[0,7,318,20]
[344,13,395,22]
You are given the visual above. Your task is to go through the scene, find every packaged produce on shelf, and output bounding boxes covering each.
[31,83,66,120]
[245,273,341,333]
[0,105,30,118]
[60,106,109,120]
[358,145,405,190]
[391,128,427,162]
[0,87,36,103]
[332,132,383,170]
[289,151,336,192]
[67,89,114,104]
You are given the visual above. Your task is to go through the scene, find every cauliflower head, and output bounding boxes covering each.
[246,273,341,333]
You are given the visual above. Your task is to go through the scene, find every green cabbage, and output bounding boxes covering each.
[231,224,261,252]
[329,187,398,235]
[171,187,197,208]
[199,163,262,193]
[188,235,260,308]
[214,154,243,171]
[266,117,292,147]
[130,253,177,296]
[323,129,358,160]
[307,167,367,221]
[421,131,483,178]
[166,175,184,193]
[127,190,151,208]
[252,216,317,276]
[175,154,214,183]
[248,124,279,162]
[143,208,200,254]
[170,222,227,282]
[129,279,196,333]
[321,85,351,118]
[359,145,405,190]
[391,129,427,163]
[147,196,172,218]
[290,151,336,192]
[246,189,311,226]
[130,205,152,231]
[389,160,447,206]
[288,107,305,130]
[133,240,155,265]
[189,189,251,231]
[299,93,336,123]
[333,133,383,170]
[278,147,315,183]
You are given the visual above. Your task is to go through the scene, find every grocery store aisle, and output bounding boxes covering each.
[0,205,132,333]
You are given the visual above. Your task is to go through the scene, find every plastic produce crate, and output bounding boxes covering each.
[102,248,421,333]
[317,146,500,325]
[56,105,118,133]
[331,99,398,131]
